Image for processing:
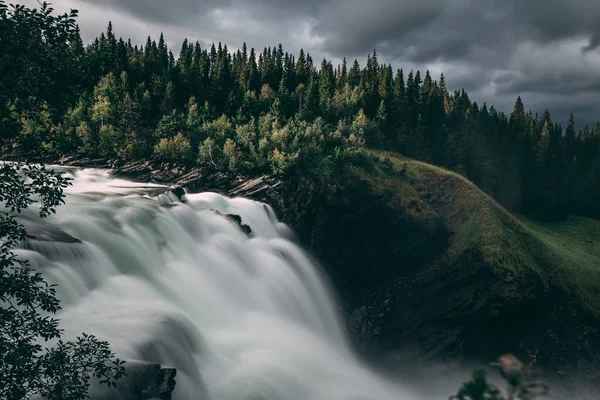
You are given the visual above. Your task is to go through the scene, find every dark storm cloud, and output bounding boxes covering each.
[18,0,600,126]
[312,0,448,56]
[501,0,600,48]
[496,68,600,96]
[77,0,319,24]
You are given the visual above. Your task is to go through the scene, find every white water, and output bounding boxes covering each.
[16,167,419,400]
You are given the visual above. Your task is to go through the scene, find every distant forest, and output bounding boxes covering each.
[1,3,599,221]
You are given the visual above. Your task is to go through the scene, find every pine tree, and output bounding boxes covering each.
[340,57,348,87]
[319,59,335,118]
[348,59,361,87]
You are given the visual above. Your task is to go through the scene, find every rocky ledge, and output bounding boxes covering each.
[93,362,176,400]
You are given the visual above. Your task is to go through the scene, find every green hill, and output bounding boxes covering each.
[358,150,600,316]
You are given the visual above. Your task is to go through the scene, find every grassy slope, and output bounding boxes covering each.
[351,149,600,315]
[524,216,600,314]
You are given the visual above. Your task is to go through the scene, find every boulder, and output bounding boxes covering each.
[225,213,252,236]
[212,211,253,236]
[170,186,186,203]
[93,362,177,400]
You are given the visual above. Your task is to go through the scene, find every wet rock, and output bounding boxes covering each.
[170,186,186,203]
[114,161,151,178]
[66,158,108,168]
[228,176,282,198]
[93,363,177,400]
[175,169,204,191]
[211,211,253,236]
[126,363,176,400]
[58,154,82,165]
[113,161,153,179]
[225,213,252,236]
[151,170,176,183]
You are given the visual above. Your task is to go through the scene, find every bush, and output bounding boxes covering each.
[269,148,298,175]
[153,132,192,162]
[76,121,97,155]
[153,111,185,140]
[98,124,121,157]
[198,137,222,168]
[222,138,238,172]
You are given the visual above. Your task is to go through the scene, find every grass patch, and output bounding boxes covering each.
[349,149,600,315]
[522,216,600,314]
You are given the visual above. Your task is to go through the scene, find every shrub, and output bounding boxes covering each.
[153,132,192,162]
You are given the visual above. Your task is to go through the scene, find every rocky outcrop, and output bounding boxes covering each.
[93,363,177,400]
[211,211,253,236]
[122,363,177,400]
[170,186,186,203]
[225,214,252,236]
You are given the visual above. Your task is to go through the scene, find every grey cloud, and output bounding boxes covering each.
[78,0,210,24]
[583,31,600,52]
[313,0,448,57]
[496,70,600,96]
[500,0,600,46]
[77,0,315,25]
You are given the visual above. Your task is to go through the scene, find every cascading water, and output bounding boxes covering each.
[15,167,419,400]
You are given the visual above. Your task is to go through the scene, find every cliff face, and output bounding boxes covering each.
[267,166,546,365]
[54,155,600,381]
[234,154,600,383]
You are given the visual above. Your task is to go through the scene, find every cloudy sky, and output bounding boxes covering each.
[18,0,600,127]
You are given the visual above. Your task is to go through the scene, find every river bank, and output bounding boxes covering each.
[2,152,286,207]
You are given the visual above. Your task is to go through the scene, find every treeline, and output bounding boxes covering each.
[1,7,599,220]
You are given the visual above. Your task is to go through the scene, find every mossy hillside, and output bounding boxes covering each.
[348,150,600,315]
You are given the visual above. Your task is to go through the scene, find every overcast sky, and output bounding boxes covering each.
[17,0,600,127]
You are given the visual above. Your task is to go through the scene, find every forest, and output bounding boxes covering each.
[1,3,599,222]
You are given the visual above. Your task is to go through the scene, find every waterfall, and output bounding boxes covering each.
[15,167,419,400]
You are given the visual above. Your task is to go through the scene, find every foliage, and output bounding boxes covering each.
[154,132,191,162]
[0,1,83,139]
[0,163,126,400]
[451,354,548,400]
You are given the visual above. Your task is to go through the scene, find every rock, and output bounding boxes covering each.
[225,214,252,235]
[211,211,253,236]
[228,176,282,198]
[93,362,177,400]
[206,172,232,190]
[126,363,176,400]
[175,169,204,191]
[170,186,186,203]
[58,154,82,165]
[66,158,108,168]
[151,170,176,183]
[114,161,152,178]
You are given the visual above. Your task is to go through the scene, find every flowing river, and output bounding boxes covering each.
[15,167,419,400]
